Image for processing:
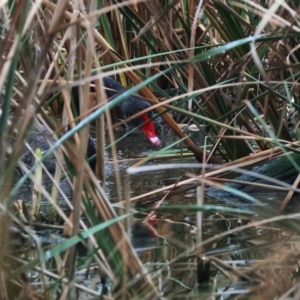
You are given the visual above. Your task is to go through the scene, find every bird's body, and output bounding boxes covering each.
[94,77,161,146]
[21,76,160,173]
[22,125,97,173]
[103,77,150,123]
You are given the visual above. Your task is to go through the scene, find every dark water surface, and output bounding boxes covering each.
[14,128,300,298]
[105,130,300,298]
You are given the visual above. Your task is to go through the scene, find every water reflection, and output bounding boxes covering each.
[109,131,300,298]
[14,128,300,298]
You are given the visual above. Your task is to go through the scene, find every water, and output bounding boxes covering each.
[12,128,300,298]
[105,130,300,298]
[104,127,198,200]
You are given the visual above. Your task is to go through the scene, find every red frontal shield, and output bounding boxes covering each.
[141,114,161,146]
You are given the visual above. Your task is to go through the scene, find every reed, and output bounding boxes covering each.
[1,0,300,298]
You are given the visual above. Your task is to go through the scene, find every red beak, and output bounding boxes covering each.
[141,114,161,146]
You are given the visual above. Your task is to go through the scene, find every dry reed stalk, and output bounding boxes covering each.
[42,0,222,164]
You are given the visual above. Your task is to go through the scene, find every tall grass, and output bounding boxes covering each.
[1,0,300,298]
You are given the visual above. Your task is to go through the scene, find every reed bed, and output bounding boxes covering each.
[1,0,300,299]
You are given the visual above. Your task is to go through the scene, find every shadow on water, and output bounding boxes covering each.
[108,130,300,298]
[14,128,300,298]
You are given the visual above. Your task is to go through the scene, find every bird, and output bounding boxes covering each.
[101,77,161,147]
[22,76,161,173]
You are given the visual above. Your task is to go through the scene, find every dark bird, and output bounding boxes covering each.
[22,77,161,172]
[101,77,161,147]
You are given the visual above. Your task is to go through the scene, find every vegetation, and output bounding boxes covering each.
[1,0,300,298]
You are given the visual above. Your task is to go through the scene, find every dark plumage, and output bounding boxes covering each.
[22,76,160,173]
[22,125,96,173]
[93,77,161,146]
[103,77,151,125]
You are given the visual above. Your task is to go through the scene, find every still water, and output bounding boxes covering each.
[13,128,300,298]
[104,130,300,298]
